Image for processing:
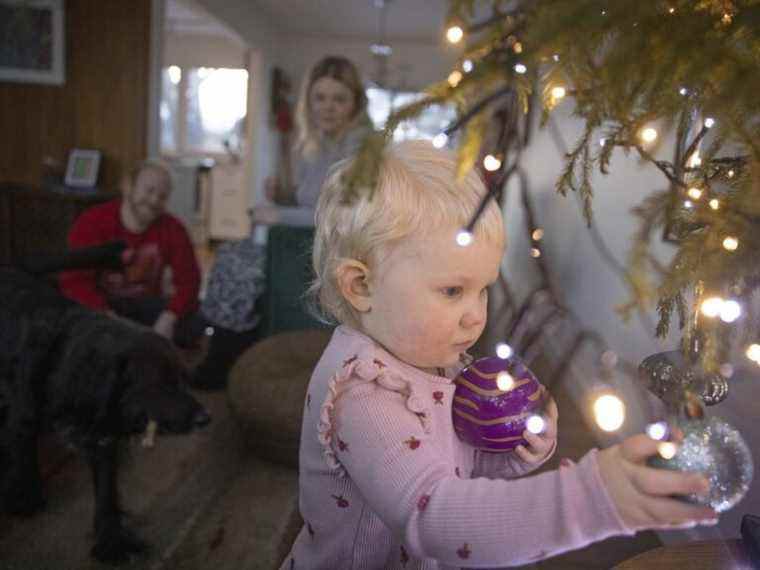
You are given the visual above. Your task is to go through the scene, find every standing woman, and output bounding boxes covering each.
[265,55,373,210]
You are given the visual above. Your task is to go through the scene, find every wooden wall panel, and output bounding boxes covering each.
[0,0,152,192]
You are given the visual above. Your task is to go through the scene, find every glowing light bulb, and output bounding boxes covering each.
[168,65,182,85]
[722,12,733,24]
[719,299,741,323]
[550,86,566,100]
[513,42,523,54]
[668,6,676,14]
[593,394,625,432]
[496,371,515,391]
[552,54,560,62]
[700,296,724,318]
[514,63,527,74]
[462,59,473,73]
[640,127,658,143]
[530,247,541,258]
[689,152,702,167]
[658,441,678,460]
[531,228,544,241]
[679,87,688,96]
[433,133,448,148]
[599,138,606,147]
[455,230,473,247]
[646,421,668,441]
[728,169,735,178]
[495,342,513,359]
[446,25,464,44]
[704,117,715,128]
[722,236,739,251]
[447,70,463,87]
[709,199,720,210]
[483,154,501,171]
[204,326,215,336]
[746,343,760,363]
[687,187,702,200]
[526,415,546,434]
[683,200,694,209]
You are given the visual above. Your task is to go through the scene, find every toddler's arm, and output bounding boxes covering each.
[334,383,618,565]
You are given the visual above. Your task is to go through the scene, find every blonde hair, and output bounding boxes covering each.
[294,56,371,159]
[310,140,505,328]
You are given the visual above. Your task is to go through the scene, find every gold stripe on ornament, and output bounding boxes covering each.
[453,396,479,410]
[453,407,527,426]
[455,376,532,397]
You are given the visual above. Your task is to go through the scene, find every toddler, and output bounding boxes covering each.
[282,140,716,569]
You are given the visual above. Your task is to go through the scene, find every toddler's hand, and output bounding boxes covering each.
[515,387,558,464]
[597,433,718,530]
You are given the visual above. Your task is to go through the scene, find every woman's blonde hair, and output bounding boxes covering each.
[309,140,505,328]
[294,56,371,159]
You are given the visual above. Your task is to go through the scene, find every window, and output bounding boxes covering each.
[366,87,457,142]
[160,65,248,156]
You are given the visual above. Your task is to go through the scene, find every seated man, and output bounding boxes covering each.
[59,159,207,348]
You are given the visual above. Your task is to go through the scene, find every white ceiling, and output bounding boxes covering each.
[166,0,449,44]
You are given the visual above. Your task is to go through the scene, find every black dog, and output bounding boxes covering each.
[0,268,210,564]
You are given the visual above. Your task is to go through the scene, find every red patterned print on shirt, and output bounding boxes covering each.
[331,494,349,508]
[433,391,444,405]
[404,436,421,450]
[417,494,430,511]
[337,438,349,452]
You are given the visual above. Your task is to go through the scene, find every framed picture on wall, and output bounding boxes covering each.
[65,149,101,188]
[0,0,66,85]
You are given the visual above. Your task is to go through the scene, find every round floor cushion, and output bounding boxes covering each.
[227,328,333,467]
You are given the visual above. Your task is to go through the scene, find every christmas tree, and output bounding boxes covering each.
[347,0,760,403]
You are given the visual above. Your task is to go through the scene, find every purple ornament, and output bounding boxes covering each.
[453,355,543,452]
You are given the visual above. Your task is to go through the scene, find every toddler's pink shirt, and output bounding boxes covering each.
[282,326,632,569]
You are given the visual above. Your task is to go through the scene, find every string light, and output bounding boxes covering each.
[513,42,523,54]
[657,441,678,460]
[700,296,724,318]
[432,133,448,148]
[552,54,560,62]
[683,200,694,209]
[483,154,502,171]
[722,236,739,251]
[640,127,658,144]
[679,87,688,96]
[531,228,544,241]
[668,6,676,14]
[704,117,715,128]
[446,25,464,44]
[530,247,541,258]
[526,414,546,434]
[496,371,515,391]
[599,138,606,147]
[514,63,527,74]
[719,299,742,323]
[746,343,760,364]
[709,199,720,210]
[593,394,625,432]
[646,421,669,441]
[455,229,473,247]
[462,59,473,73]
[495,342,513,359]
[550,85,566,101]
[722,12,733,24]
[728,169,735,178]
[447,70,463,87]
[688,152,702,167]
[687,187,702,200]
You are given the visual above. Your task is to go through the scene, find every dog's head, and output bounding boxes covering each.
[116,333,211,438]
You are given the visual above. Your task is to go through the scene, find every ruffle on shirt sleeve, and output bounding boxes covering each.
[318,356,432,477]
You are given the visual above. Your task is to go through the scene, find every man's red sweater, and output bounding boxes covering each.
[59,199,200,317]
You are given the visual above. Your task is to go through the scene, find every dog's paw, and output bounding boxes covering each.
[91,526,149,565]
[2,484,46,515]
